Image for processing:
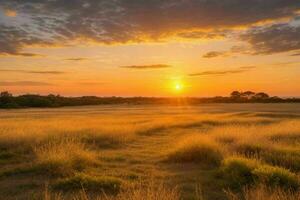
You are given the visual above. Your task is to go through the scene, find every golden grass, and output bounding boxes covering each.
[34,139,98,177]
[45,179,180,200]
[166,136,223,167]
[1,106,300,199]
[227,185,300,200]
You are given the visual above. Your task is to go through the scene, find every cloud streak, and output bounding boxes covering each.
[0,81,53,86]
[202,51,227,58]
[120,64,171,69]
[0,69,65,74]
[189,66,255,76]
[64,57,88,61]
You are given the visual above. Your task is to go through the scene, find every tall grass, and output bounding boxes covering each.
[45,180,180,200]
[227,185,300,200]
[166,136,223,167]
[34,139,98,177]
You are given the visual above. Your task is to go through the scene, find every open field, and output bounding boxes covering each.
[1,104,300,200]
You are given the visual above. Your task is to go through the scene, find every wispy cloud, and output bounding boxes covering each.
[239,66,257,69]
[0,81,53,86]
[189,70,247,76]
[202,51,227,58]
[78,81,107,86]
[64,57,88,61]
[290,52,300,56]
[120,64,171,69]
[0,69,65,74]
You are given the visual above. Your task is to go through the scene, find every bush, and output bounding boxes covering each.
[53,173,122,194]
[34,139,97,177]
[261,148,300,172]
[166,138,223,167]
[253,165,299,190]
[220,157,258,189]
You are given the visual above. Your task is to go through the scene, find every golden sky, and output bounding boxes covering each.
[0,1,300,97]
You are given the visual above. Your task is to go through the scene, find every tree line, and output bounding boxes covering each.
[0,91,299,108]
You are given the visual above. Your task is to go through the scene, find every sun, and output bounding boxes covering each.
[175,83,183,91]
[173,81,184,93]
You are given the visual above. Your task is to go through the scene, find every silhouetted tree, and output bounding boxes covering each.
[0,91,13,104]
[230,91,241,99]
[254,92,269,99]
[241,91,255,99]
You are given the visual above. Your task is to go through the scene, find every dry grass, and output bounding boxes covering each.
[166,136,223,167]
[227,185,300,200]
[1,105,300,199]
[34,139,98,177]
[45,180,180,200]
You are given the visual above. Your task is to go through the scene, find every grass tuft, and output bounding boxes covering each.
[252,165,299,190]
[220,157,258,189]
[52,173,122,194]
[166,137,223,167]
[34,139,98,177]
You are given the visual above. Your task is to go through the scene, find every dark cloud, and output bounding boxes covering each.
[202,51,227,58]
[189,69,249,76]
[0,81,53,86]
[0,0,300,55]
[241,23,300,54]
[120,64,171,69]
[0,69,65,74]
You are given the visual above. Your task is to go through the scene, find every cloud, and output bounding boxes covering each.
[240,23,300,54]
[189,69,249,76]
[78,81,106,86]
[3,8,17,17]
[0,0,300,55]
[120,64,171,69]
[0,69,65,74]
[64,57,88,61]
[0,81,53,86]
[239,66,257,70]
[202,51,227,58]
[290,52,300,56]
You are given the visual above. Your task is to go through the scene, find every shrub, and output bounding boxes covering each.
[53,173,122,194]
[220,157,259,189]
[166,138,223,167]
[261,148,300,172]
[34,139,97,177]
[252,165,299,190]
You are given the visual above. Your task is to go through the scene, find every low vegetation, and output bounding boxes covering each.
[166,136,223,167]
[1,104,300,199]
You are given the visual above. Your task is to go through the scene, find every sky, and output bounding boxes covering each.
[0,0,300,97]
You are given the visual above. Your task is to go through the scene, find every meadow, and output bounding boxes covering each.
[0,104,300,200]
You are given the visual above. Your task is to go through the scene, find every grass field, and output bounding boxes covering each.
[1,104,300,200]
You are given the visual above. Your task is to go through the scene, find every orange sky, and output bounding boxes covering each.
[0,1,300,97]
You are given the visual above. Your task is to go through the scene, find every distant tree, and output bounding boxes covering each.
[0,91,13,104]
[230,91,241,99]
[254,92,270,99]
[241,91,255,99]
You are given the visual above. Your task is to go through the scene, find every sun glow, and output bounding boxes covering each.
[172,79,184,93]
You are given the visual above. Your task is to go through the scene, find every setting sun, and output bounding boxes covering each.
[174,82,183,92]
